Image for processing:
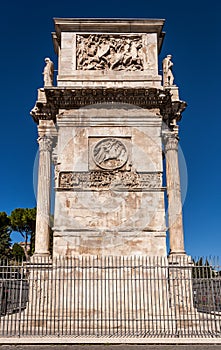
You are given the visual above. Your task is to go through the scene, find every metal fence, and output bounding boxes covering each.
[0,256,220,338]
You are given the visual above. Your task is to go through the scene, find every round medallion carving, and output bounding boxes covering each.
[93,138,128,170]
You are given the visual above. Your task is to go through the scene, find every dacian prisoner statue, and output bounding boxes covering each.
[162,54,174,86]
[42,57,54,87]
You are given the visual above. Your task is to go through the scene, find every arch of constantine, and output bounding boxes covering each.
[31,18,187,259]
[26,18,206,338]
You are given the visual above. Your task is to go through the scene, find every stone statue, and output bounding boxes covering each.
[43,57,54,87]
[162,54,174,86]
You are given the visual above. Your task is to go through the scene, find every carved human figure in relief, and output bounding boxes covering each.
[77,34,143,71]
[162,54,174,86]
[43,57,54,87]
[93,138,128,170]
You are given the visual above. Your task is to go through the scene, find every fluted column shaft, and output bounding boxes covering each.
[34,135,52,256]
[164,132,185,255]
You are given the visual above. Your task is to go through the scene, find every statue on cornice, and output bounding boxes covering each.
[162,54,174,87]
[43,57,54,87]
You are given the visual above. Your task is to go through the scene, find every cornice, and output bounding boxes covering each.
[30,87,186,126]
[53,18,165,51]
[52,18,165,56]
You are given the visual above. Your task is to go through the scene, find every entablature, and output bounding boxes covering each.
[53,18,165,53]
[30,86,186,128]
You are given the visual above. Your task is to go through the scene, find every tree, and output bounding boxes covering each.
[192,257,216,279]
[10,208,36,259]
[0,212,11,259]
[11,243,26,260]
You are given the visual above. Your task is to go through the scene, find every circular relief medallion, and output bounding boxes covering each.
[93,138,128,170]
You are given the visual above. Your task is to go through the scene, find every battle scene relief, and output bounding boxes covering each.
[76,34,145,71]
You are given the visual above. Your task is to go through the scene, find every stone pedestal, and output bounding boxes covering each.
[168,255,194,312]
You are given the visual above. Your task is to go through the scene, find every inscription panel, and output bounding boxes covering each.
[58,171,162,191]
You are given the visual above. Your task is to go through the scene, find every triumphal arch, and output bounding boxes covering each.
[31,18,186,258]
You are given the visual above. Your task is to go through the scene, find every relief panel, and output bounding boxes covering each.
[76,34,155,71]
[58,171,162,191]
[88,137,131,171]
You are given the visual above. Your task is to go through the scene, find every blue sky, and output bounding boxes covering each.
[0,0,220,257]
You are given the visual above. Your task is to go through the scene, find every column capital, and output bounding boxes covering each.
[162,132,179,152]
[37,136,53,152]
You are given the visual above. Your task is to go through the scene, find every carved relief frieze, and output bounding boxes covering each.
[31,87,186,128]
[58,171,162,191]
[42,87,171,113]
[76,34,145,71]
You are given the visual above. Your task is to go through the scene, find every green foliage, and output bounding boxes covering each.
[11,243,26,260]
[0,212,11,259]
[10,208,36,258]
[1,207,54,260]
[192,258,216,279]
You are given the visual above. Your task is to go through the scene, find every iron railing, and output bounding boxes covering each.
[0,256,220,338]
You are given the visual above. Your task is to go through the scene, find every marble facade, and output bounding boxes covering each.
[31,19,186,258]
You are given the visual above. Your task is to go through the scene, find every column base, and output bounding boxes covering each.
[31,252,51,262]
[33,252,50,257]
[168,253,193,266]
[169,250,186,256]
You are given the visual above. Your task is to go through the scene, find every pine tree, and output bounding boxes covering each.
[11,243,26,260]
[0,212,11,260]
[10,208,36,259]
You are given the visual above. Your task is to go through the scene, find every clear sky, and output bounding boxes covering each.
[0,0,220,257]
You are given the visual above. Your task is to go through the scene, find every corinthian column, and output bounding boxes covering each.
[163,131,185,255]
[34,135,52,256]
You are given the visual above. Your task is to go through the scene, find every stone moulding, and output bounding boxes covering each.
[30,87,186,127]
[53,18,165,52]
[47,87,171,109]
[58,170,163,191]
